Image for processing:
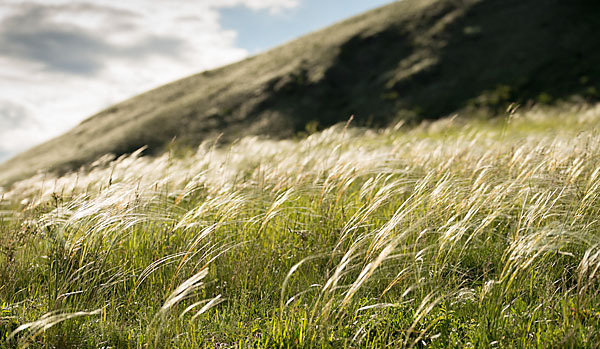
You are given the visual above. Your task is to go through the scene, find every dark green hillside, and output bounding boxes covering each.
[1,0,599,184]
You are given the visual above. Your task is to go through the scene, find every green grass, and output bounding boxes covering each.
[1,104,600,347]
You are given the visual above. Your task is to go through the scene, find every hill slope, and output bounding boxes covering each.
[1,0,599,184]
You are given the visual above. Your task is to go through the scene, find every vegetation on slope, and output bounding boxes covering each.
[1,0,599,184]
[2,104,600,347]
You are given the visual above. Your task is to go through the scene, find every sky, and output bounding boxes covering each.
[0,0,394,162]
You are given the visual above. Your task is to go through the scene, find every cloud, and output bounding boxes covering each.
[217,0,299,13]
[0,3,184,75]
[0,0,300,76]
[0,101,46,158]
[0,0,300,162]
[0,101,36,129]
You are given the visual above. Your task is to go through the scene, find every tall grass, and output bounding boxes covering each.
[2,103,600,347]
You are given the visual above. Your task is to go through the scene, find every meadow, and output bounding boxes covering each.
[2,103,600,347]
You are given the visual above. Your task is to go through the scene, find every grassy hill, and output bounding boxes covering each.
[3,1,600,346]
[1,0,599,184]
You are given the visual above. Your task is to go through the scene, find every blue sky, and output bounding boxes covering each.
[0,0,394,162]
[221,0,393,54]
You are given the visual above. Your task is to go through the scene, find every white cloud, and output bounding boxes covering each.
[0,0,299,161]
[216,0,298,12]
[0,100,46,159]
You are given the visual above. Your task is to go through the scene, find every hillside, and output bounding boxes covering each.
[1,0,599,184]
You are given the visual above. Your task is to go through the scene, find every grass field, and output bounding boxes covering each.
[2,103,600,347]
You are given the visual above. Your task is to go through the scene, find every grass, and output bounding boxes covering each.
[1,103,600,347]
